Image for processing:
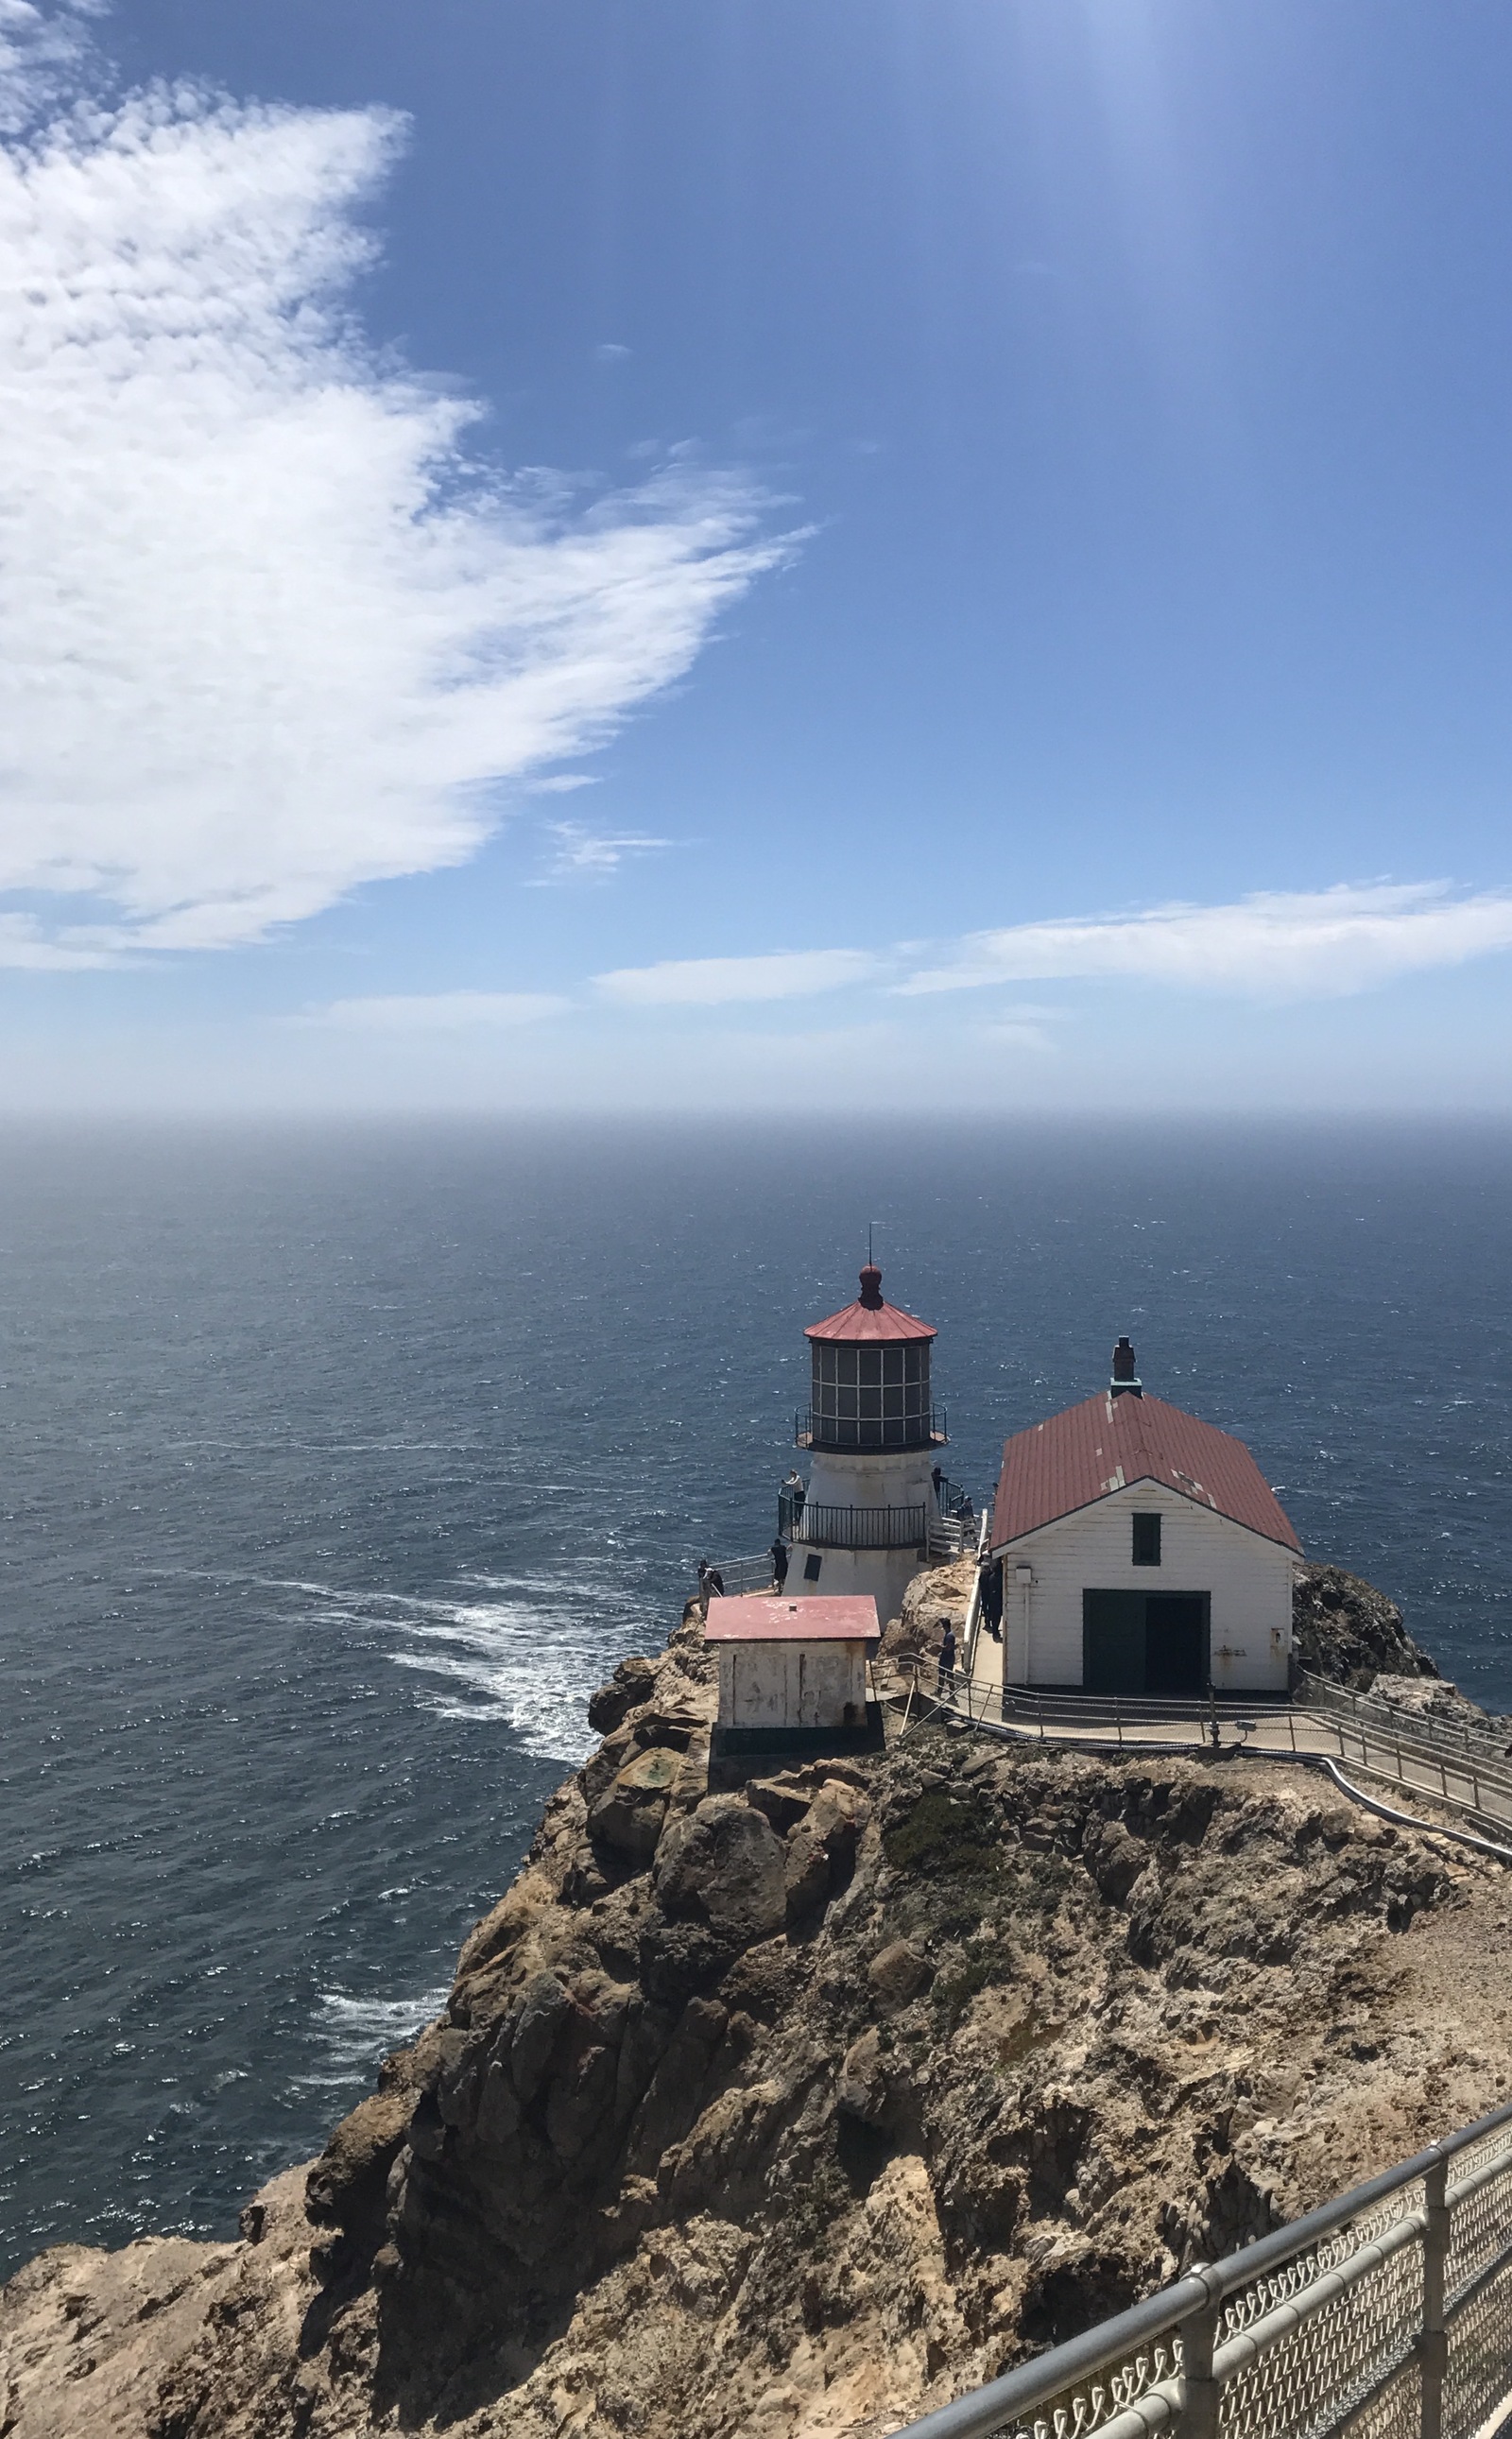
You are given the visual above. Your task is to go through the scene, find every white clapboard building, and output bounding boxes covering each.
[989,1339,1302,1697]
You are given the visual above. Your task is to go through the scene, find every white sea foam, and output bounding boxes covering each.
[175,1560,656,1760]
[301,1985,452,2090]
[381,1574,634,1758]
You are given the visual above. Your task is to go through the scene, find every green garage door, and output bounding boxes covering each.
[1082,1590,1211,1696]
[1082,1590,1147,1694]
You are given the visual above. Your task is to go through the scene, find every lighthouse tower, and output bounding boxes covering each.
[782,1264,948,1623]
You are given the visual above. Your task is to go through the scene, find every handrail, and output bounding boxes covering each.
[961,1510,993,1684]
[697,1552,780,1598]
[895,2095,1512,2439]
[1297,1668,1512,1768]
[999,1685,1286,1727]
[795,1405,948,1452]
[791,1502,929,1551]
[992,1684,1512,1821]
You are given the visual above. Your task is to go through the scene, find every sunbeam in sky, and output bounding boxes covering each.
[3,0,1512,1108]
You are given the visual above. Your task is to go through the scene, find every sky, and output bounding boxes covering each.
[4,0,1512,1110]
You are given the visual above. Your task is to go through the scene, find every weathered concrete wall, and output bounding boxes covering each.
[717,1638,868,1729]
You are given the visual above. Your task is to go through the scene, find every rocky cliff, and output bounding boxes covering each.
[6,1588,1512,2439]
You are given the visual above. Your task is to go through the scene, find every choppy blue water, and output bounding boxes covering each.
[2,1118,1510,2276]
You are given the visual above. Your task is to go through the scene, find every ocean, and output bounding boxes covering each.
[2,1117,1510,2277]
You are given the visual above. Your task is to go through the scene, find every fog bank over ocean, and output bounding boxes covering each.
[2,1117,1508,2276]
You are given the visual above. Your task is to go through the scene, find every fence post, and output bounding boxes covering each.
[1180,2278,1223,2439]
[1421,2149,1449,2439]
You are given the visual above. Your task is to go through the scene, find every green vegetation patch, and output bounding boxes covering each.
[885,1788,1002,1879]
[930,1950,998,2031]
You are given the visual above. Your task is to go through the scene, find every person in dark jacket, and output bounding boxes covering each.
[936,1619,957,1704]
[770,1537,789,1591]
[980,1555,1004,1643]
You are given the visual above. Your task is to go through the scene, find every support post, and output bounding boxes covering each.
[1422,2149,1449,2439]
[1180,2278,1223,2439]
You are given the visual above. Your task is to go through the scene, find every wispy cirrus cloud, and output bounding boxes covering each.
[0,75,793,965]
[532,822,674,885]
[590,884,1512,1012]
[898,884,1512,999]
[309,991,572,1031]
[593,948,885,1005]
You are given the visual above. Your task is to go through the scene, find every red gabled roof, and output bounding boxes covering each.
[991,1391,1301,1554]
[805,1264,936,1345]
[704,1594,880,1643]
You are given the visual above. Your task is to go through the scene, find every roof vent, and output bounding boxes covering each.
[857,1263,884,1309]
[1110,1335,1143,1399]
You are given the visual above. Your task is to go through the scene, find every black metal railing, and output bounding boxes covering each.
[794,1405,947,1452]
[931,1471,972,1519]
[787,1501,928,1551]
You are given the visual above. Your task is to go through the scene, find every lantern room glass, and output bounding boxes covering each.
[809,1338,933,1449]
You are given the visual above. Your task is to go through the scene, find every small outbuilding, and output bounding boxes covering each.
[704,1592,882,1758]
[990,1339,1302,1697]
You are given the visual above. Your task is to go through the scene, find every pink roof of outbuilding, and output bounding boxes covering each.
[991,1391,1301,1554]
[703,1594,881,1643]
[804,1263,936,1345]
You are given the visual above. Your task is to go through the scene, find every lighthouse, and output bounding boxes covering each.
[781,1263,951,1623]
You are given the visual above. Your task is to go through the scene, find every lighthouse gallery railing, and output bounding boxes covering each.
[893,2094,1512,2439]
[785,1500,929,1550]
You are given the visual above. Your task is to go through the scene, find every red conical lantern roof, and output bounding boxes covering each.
[804,1265,936,1345]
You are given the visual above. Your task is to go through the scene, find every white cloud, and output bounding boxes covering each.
[532,821,673,884]
[311,990,571,1031]
[0,82,792,963]
[897,884,1512,999]
[0,0,98,133]
[593,948,885,1005]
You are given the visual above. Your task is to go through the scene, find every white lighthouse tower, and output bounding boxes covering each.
[781,1263,952,1623]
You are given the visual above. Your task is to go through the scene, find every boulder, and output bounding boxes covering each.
[587,1655,660,1735]
[836,2027,892,2125]
[654,1795,787,1945]
[747,1776,815,1832]
[784,1778,869,1924]
[588,1745,683,1859]
[867,1937,932,2009]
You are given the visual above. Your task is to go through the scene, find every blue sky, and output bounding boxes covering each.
[4,0,1512,1107]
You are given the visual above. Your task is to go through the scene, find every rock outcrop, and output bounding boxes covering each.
[6,1589,1512,2439]
[879,1555,977,1675]
[1291,1562,1441,1690]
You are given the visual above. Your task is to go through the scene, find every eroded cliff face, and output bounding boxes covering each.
[7,1601,1512,2439]
[1291,1563,1441,1690]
